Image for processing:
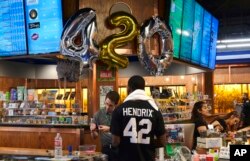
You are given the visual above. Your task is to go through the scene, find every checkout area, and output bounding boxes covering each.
[0,147,106,160]
[1,120,249,160]
[163,120,250,160]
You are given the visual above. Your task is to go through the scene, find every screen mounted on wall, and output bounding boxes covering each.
[25,0,63,55]
[0,0,27,56]
[168,0,219,70]
[0,0,63,57]
[179,0,195,62]
[169,0,183,59]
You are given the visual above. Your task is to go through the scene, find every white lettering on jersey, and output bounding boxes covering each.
[123,117,152,144]
[123,107,153,117]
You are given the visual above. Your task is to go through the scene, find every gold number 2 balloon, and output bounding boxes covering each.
[100,11,139,69]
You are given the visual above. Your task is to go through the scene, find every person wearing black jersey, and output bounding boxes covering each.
[111,75,166,161]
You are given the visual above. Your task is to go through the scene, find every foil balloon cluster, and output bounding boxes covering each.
[138,16,173,76]
[99,11,139,69]
[59,7,173,78]
[60,8,99,70]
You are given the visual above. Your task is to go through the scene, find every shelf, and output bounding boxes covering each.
[3,107,79,110]
[0,122,87,128]
[156,98,191,123]
[4,115,82,117]
[161,111,191,115]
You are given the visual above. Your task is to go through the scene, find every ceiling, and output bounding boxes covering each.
[197,0,250,39]
[197,0,250,19]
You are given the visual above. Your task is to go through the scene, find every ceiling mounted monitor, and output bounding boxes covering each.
[0,0,27,57]
[25,0,63,55]
[168,0,219,70]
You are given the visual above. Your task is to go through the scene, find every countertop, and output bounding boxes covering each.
[0,122,90,128]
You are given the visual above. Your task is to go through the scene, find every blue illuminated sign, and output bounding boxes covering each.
[25,0,63,55]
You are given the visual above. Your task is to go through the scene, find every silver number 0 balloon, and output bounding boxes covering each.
[138,16,173,76]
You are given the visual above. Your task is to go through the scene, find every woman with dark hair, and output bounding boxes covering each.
[211,111,240,133]
[191,101,211,150]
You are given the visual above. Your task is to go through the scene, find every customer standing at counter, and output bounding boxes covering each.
[191,101,210,151]
[90,90,120,161]
[240,93,250,128]
[111,75,166,161]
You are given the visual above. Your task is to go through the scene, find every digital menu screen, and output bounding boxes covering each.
[25,0,63,55]
[200,10,212,67]
[179,0,195,61]
[167,0,219,69]
[209,17,219,69]
[169,0,183,59]
[191,3,204,64]
[0,0,27,56]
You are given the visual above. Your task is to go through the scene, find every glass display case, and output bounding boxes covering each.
[1,101,88,125]
[155,98,192,123]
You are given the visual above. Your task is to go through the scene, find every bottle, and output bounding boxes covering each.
[54,133,63,158]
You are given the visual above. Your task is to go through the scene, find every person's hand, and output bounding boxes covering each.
[90,123,97,131]
[98,125,110,132]
[228,131,236,138]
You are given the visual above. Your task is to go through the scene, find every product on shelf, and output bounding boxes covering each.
[155,98,192,123]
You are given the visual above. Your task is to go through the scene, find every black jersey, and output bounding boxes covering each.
[111,100,165,161]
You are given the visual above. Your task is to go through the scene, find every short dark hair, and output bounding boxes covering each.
[128,75,145,91]
[106,91,120,105]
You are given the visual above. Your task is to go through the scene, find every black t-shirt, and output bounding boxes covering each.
[242,100,250,127]
[111,100,165,161]
[192,117,208,150]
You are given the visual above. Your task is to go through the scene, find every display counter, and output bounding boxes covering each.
[0,123,101,152]
[0,147,55,157]
[0,147,104,160]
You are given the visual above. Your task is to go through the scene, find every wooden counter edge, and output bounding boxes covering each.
[0,147,101,157]
[0,147,54,156]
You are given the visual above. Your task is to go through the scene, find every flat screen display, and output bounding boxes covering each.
[168,0,219,69]
[169,0,183,59]
[200,10,212,67]
[191,3,204,64]
[25,0,63,55]
[209,17,219,69]
[179,0,195,61]
[0,0,27,56]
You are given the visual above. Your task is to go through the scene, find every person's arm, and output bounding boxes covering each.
[112,134,121,147]
[90,122,98,139]
[90,113,99,139]
[211,120,220,127]
[111,134,120,158]
[197,125,207,133]
[111,107,122,148]
[90,129,98,139]
[154,133,166,148]
[155,111,167,148]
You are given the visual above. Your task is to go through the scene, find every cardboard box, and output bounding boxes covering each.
[197,137,222,149]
